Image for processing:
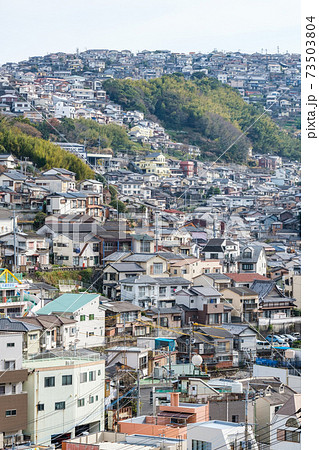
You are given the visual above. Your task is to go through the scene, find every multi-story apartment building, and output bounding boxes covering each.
[23,354,105,446]
[37,293,105,348]
[0,332,28,447]
[52,233,100,267]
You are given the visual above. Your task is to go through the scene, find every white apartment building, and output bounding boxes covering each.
[120,275,191,308]
[37,293,105,348]
[46,193,87,216]
[187,420,258,450]
[23,355,105,446]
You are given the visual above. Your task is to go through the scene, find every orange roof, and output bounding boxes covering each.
[225,273,268,282]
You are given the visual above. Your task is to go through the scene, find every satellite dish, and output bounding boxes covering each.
[192,354,203,367]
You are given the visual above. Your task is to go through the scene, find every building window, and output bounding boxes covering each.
[89,314,94,320]
[89,371,96,381]
[44,376,55,387]
[160,317,168,327]
[140,241,150,252]
[242,264,254,271]
[277,429,300,443]
[0,385,5,395]
[138,286,146,297]
[153,263,163,275]
[80,372,87,383]
[4,361,15,370]
[7,342,15,347]
[243,249,252,259]
[159,286,166,296]
[217,342,227,352]
[80,315,86,321]
[192,440,211,450]
[62,375,72,386]
[55,401,66,410]
[89,396,94,404]
[78,398,85,407]
[232,415,239,423]
[37,403,44,411]
[139,356,147,370]
[5,410,17,417]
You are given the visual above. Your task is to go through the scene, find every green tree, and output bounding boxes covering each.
[33,212,47,230]
[109,199,127,213]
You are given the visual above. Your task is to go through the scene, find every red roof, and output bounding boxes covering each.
[225,273,268,282]
[164,209,185,215]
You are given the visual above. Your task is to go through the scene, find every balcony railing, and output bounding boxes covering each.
[0,296,26,304]
[243,303,258,310]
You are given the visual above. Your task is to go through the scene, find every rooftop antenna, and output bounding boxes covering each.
[277,46,280,54]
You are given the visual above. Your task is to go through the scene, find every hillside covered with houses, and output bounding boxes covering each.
[0,47,301,450]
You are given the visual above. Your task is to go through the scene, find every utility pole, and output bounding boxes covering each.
[271,332,274,360]
[116,376,120,433]
[137,370,141,416]
[13,207,17,273]
[123,316,127,365]
[168,347,172,384]
[157,308,160,337]
[245,381,249,449]
[188,322,194,370]
[155,210,159,252]
[226,393,229,422]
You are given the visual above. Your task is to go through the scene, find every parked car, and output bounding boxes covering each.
[266,335,286,345]
[292,332,301,339]
[282,334,297,344]
[278,334,291,343]
[256,340,271,350]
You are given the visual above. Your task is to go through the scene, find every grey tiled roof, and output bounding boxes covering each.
[123,253,158,262]
[102,251,131,262]
[110,262,145,272]
[189,286,221,297]
[0,317,41,332]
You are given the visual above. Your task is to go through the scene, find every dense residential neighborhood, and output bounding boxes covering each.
[0,47,301,450]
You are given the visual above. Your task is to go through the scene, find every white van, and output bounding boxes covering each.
[256,340,271,350]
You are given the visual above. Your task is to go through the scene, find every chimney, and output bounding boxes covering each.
[170,392,179,407]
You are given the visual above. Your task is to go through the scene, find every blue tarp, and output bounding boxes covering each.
[155,338,175,351]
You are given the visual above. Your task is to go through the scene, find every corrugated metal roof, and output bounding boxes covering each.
[37,293,100,314]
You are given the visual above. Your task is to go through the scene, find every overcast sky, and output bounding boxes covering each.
[0,0,301,64]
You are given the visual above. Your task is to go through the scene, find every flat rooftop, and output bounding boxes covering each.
[189,420,244,430]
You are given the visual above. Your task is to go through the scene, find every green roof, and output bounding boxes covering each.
[37,293,100,315]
